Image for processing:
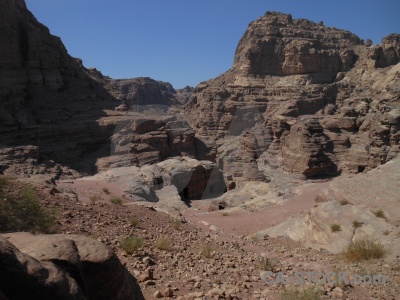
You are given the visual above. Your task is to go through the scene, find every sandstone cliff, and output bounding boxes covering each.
[186,11,400,179]
[0,0,193,176]
[110,77,192,107]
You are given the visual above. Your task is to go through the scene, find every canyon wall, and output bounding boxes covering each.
[185,12,400,180]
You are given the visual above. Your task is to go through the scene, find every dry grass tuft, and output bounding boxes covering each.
[201,244,213,258]
[281,286,321,300]
[120,236,143,254]
[156,236,173,251]
[90,194,101,202]
[130,216,139,227]
[170,218,181,230]
[330,224,342,232]
[110,197,123,205]
[352,220,363,228]
[373,209,385,218]
[342,238,386,261]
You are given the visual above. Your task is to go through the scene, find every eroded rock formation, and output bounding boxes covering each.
[233,12,360,77]
[259,158,400,255]
[186,11,400,180]
[110,77,191,107]
[0,0,193,177]
[88,157,226,203]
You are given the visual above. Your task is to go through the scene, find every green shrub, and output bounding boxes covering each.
[130,216,139,227]
[120,236,143,254]
[0,178,58,234]
[330,224,342,232]
[342,238,386,261]
[155,236,173,251]
[102,187,110,195]
[110,197,123,205]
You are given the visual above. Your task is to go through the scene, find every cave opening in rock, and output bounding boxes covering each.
[179,187,190,200]
[358,165,366,173]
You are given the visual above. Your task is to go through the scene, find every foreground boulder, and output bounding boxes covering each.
[0,233,144,300]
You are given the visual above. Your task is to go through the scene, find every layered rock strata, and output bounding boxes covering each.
[0,0,194,176]
[186,12,400,179]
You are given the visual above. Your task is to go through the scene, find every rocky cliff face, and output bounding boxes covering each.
[0,0,115,128]
[110,77,191,107]
[0,0,193,176]
[233,12,360,77]
[186,11,400,180]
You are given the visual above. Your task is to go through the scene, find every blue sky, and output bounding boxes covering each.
[26,0,399,88]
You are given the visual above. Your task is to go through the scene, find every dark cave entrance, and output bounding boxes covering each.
[358,165,366,173]
[179,187,190,200]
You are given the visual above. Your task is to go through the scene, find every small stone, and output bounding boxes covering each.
[162,287,173,297]
[154,290,163,298]
[333,287,343,293]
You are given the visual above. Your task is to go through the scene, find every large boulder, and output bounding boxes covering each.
[0,233,144,300]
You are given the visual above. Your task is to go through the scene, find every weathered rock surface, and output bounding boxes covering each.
[85,157,226,215]
[0,0,192,177]
[98,107,198,169]
[259,158,400,255]
[186,11,400,180]
[0,233,143,300]
[281,118,335,176]
[233,12,360,77]
[0,0,120,129]
[109,77,191,107]
[370,33,400,68]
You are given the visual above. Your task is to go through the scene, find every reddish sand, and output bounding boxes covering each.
[59,178,330,237]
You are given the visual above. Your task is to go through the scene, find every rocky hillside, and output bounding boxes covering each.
[0,0,192,176]
[186,12,400,181]
[0,0,115,128]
